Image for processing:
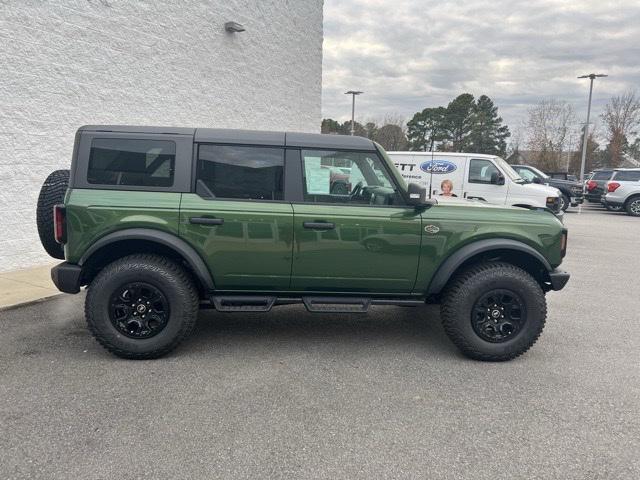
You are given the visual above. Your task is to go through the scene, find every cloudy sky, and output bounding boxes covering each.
[322,0,640,139]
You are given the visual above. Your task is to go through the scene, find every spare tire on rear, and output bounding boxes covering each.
[36,169,70,259]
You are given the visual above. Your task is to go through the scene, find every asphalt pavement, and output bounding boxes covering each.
[1,203,639,480]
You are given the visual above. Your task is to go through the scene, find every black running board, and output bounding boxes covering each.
[212,296,276,312]
[207,295,425,312]
[303,297,371,313]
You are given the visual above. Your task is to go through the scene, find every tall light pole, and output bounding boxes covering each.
[577,73,607,184]
[345,90,363,135]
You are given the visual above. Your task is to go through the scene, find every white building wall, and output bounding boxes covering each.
[0,0,323,272]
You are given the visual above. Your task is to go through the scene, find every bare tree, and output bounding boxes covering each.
[524,99,576,171]
[507,127,524,159]
[372,114,409,151]
[601,90,640,167]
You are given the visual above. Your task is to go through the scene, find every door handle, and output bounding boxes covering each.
[190,216,224,226]
[303,221,335,230]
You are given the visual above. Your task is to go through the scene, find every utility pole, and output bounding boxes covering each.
[344,91,363,135]
[577,73,607,183]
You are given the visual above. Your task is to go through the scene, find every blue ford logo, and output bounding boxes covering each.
[419,160,457,174]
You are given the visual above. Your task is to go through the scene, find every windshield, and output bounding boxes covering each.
[376,144,408,191]
[494,157,525,183]
[527,165,550,179]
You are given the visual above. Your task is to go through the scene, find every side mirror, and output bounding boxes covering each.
[490,172,505,185]
[533,177,542,184]
[407,182,427,205]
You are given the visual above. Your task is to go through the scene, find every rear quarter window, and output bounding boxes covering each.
[592,171,613,181]
[87,138,175,187]
[613,171,640,182]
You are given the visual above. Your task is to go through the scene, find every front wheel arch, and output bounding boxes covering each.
[426,240,552,296]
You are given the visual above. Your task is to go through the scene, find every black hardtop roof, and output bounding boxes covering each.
[78,125,376,151]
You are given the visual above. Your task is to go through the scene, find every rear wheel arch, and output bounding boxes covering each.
[624,194,640,209]
[427,239,552,296]
[78,229,214,295]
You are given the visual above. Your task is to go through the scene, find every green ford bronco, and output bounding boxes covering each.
[39,125,569,361]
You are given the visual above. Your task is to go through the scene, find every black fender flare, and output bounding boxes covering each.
[426,238,552,295]
[79,228,215,291]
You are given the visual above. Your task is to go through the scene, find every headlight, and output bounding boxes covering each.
[545,196,561,213]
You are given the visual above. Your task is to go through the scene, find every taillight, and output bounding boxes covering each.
[587,180,597,191]
[608,182,620,192]
[560,229,568,258]
[54,204,67,244]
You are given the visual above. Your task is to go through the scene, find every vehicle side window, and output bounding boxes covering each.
[300,150,401,206]
[516,168,538,182]
[613,171,640,182]
[469,159,500,184]
[88,138,175,187]
[592,171,613,180]
[197,145,284,200]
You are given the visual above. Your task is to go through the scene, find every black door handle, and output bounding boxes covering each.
[190,216,224,226]
[303,221,335,230]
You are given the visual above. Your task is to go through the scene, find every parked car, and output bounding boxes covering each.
[603,168,640,216]
[511,165,583,211]
[585,169,615,203]
[388,152,563,216]
[38,125,569,362]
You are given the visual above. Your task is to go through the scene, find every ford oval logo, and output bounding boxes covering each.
[419,160,457,174]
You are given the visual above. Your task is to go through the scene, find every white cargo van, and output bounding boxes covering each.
[387,152,562,214]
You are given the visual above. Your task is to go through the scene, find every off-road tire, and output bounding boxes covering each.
[85,254,199,359]
[440,262,547,361]
[560,194,570,212]
[626,197,640,217]
[36,169,70,259]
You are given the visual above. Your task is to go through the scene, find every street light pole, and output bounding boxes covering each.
[344,91,363,135]
[577,73,607,184]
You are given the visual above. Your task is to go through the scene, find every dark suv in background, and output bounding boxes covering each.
[511,165,583,211]
[585,169,615,204]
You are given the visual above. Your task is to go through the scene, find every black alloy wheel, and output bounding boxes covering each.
[471,289,526,343]
[109,282,170,339]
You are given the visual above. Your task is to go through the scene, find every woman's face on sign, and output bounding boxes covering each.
[442,183,451,194]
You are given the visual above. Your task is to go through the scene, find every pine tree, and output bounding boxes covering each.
[406,107,447,151]
[445,93,476,152]
[469,95,511,156]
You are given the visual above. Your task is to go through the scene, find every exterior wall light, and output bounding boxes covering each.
[225,22,245,32]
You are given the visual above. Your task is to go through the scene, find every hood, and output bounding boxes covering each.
[522,183,560,197]
[544,178,580,188]
[435,196,538,211]
[432,196,562,223]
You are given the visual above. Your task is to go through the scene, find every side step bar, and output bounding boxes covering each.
[212,296,276,312]
[303,297,371,313]
[208,295,425,313]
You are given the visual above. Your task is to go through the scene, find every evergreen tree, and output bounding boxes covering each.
[406,107,447,151]
[321,118,344,135]
[445,93,476,152]
[469,95,510,156]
